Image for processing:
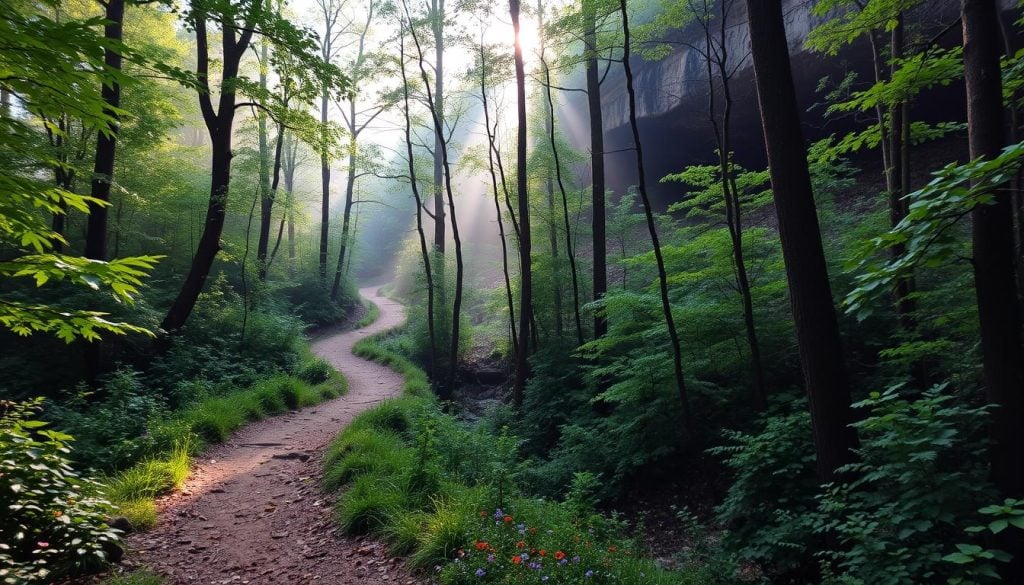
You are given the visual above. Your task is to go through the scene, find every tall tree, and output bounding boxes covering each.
[162,0,345,331]
[315,0,345,284]
[584,0,607,339]
[961,0,1024,508]
[744,0,858,482]
[511,0,531,408]
[84,0,125,262]
[475,28,519,359]
[399,17,438,380]
[618,0,691,427]
[404,0,464,396]
[331,0,388,300]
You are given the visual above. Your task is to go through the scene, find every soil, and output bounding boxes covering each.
[117,286,420,584]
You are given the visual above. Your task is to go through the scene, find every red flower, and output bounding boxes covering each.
[554,551,566,561]
[529,527,536,535]
[608,545,618,553]
[503,515,513,523]
[516,541,526,549]
[512,555,522,565]
[539,549,546,557]
[475,541,489,551]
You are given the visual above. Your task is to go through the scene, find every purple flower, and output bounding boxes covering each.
[487,554,495,563]
[572,556,581,564]
[558,559,568,566]
[475,568,486,577]
[585,570,594,578]
[520,553,529,561]
[493,508,505,520]
[517,523,526,535]
[528,562,542,571]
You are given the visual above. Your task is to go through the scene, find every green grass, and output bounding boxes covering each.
[103,352,347,532]
[352,328,431,399]
[326,325,689,585]
[354,299,381,329]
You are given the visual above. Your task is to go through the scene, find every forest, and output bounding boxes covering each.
[3,0,1024,583]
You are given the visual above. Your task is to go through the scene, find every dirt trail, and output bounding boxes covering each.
[125,287,416,584]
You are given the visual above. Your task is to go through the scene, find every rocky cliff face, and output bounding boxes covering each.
[585,0,1012,204]
[600,0,979,131]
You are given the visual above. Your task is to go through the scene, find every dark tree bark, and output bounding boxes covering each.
[406,0,464,397]
[479,40,518,358]
[257,121,285,280]
[962,0,1024,505]
[888,15,918,334]
[84,0,124,262]
[619,0,691,427]
[542,56,584,346]
[584,0,607,339]
[697,0,766,409]
[331,105,358,300]
[400,21,438,380]
[512,0,531,409]
[162,11,256,332]
[744,0,858,482]
[316,0,341,285]
[431,0,448,334]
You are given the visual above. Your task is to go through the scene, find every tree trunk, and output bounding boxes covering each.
[258,121,285,280]
[162,128,234,331]
[319,90,331,284]
[432,0,448,339]
[84,0,124,262]
[400,21,437,380]
[543,56,585,346]
[962,0,1024,510]
[585,0,607,339]
[480,41,519,358]
[702,1,766,409]
[408,0,463,398]
[744,0,858,482]
[162,16,251,332]
[888,15,918,333]
[331,114,357,300]
[619,0,691,428]
[512,0,532,409]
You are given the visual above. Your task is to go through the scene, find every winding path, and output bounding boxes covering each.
[125,287,415,584]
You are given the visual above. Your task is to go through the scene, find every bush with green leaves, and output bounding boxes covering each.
[46,368,166,471]
[0,399,122,583]
[814,385,993,585]
[709,408,819,578]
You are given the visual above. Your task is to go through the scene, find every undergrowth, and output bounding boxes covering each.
[102,357,347,530]
[325,329,691,584]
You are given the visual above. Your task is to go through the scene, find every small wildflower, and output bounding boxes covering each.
[528,562,542,571]
[512,556,522,565]
[493,508,505,520]
[487,554,495,563]
[572,555,581,564]
[585,570,594,578]
[520,553,529,561]
[475,541,488,551]
[516,541,526,549]
[558,559,568,566]
[475,568,486,578]
[554,551,566,561]
[539,549,546,557]
[503,515,513,523]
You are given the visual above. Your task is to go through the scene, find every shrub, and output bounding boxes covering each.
[709,408,819,576]
[47,368,166,471]
[814,385,993,584]
[297,358,333,385]
[0,399,122,582]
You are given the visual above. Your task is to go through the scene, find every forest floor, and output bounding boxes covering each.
[119,286,419,584]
